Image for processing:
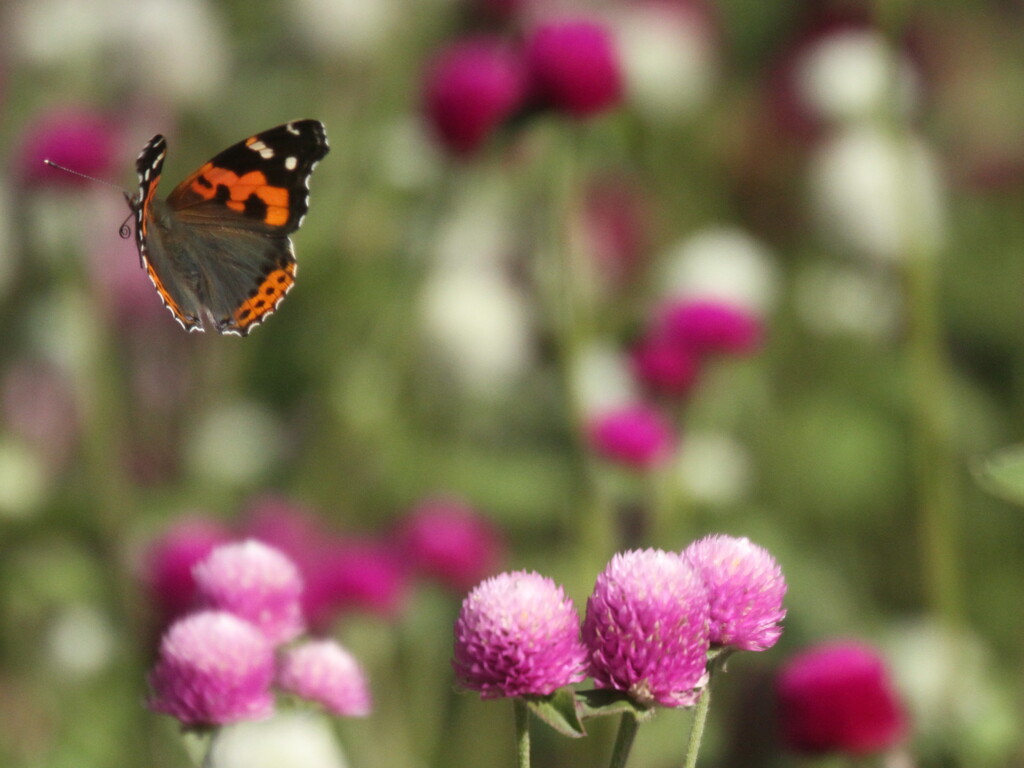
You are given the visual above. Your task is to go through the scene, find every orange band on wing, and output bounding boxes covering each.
[231,262,296,330]
[187,163,291,226]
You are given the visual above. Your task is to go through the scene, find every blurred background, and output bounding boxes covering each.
[1,0,1023,766]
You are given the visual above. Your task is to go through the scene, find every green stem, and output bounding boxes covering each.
[608,711,640,768]
[681,686,711,768]
[514,698,531,768]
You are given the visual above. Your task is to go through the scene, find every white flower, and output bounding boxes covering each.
[658,226,779,315]
[210,711,348,768]
[810,124,946,262]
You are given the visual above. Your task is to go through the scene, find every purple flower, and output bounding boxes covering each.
[453,571,588,699]
[313,538,409,624]
[777,641,908,755]
[395,496,504,591]
[524,18,623,117]
[193,540,305,646]
[149,610,275,727]
[422,37,526,156]
[278,639,372,717]
[143,518,232,625]
[583,549,710,707]
[630,333,702,397]
[19,107,118,188]
[660,299,763,357]
[587,404,677,470]
[684,535,786,651]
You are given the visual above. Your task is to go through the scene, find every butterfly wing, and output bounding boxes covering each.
[166,120,329,235]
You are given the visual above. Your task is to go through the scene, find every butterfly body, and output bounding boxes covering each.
[130,120,329,336]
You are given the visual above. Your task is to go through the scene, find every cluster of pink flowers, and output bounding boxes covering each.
[148,540,371,727]
[453,535,786,707]
[422,17,622,156]
[143,494,503,632]
[586,297,764,471]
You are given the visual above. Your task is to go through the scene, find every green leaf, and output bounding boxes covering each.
[575,689,654,722]
[526,689,587,738]
[974,445,1024,506]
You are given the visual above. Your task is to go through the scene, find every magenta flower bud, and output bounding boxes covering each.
[453,571,588,699]
[278,639,372,718]
[630,333,702,397]
[396,496,504,591]
[149,610,275,727]
[143,518,232,624]
[422,37,526,156]
[777,641,908,755]
[315,538,409,622]
[583,549,710,707]
[587,404,677,470]
[660,299,763,357]
[524,18,623,117]
[684,535,786,651]
[193,540,305,646]
[19,107,118,188]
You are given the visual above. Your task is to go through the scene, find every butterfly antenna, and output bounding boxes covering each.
[42,159,125,192]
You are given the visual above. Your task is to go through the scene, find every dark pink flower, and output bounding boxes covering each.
[684,535,786,651]
[422,37,526,156]
[19,107,118,188]
[396,497,503,591]
[143,518,232,624]
[630,333,702,397]
[453,571,588,698]
[311,538,409,624]
[777,641,908,755]
[524,18,623,117]
[583,549,710,707]
[278,639,372,717]
[588,404,677,470]
[193,540,305,646]
[149,610,275,727]
[660,299,763,357]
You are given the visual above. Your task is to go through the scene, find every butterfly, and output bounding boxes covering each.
[129,120,329,336]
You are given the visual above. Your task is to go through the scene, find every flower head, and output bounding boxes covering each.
[587,404,677,470]
[524,18,623,117]
[777,640,908,755]
[684,535,786,651]
[583,549,710,707]
[19,107,118,188]
[311,537,408,624]
[453,571,588,698]
[630,333,701,397]
[143,518,232,624]
[422,37,525,156]
[193,540,305,646]
[149,610,275,727]
[396,496,503,591]
[278,639,372,717]
[660,299,763,357]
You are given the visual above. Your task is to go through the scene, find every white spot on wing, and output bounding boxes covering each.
[284,156,297,171]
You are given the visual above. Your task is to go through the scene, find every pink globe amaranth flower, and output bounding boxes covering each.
[583,549,710,708]
[524,18,623,117]
[310,538,409,626]
[193,540,305,646]
[423,37,526,156]
[587,404,677,470]
[453,571,588,699]
[19,107,118,188]
[143,518,233,624]
[395,496,504,592]
[630,333,702,397]
[660,299,763,357]
[777,640,908,755]
[278,639,372,717]
[684,535,786,651]
[149,610,275,727]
